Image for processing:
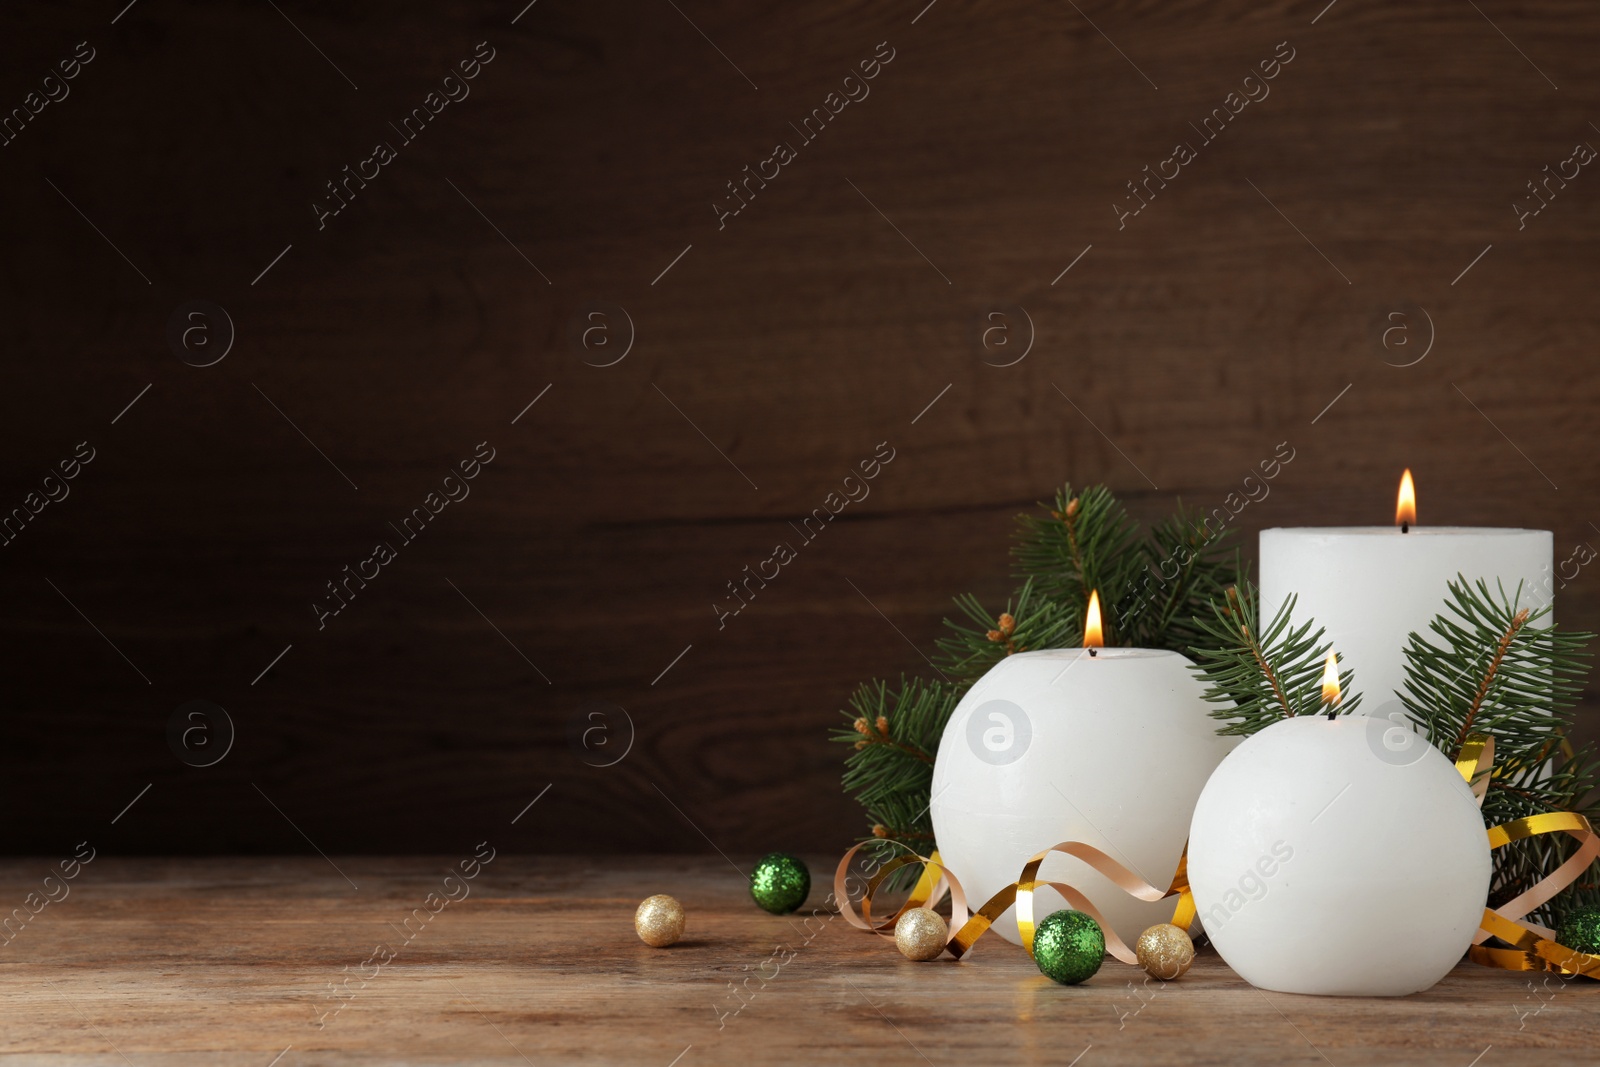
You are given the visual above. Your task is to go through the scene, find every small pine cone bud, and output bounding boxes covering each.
[875,716,889,736]
[855,739,868,750]
[872,824,889,838]
[853,717,870,736]
[986,629,1004,643]
[1065,498,1080,519]
[998,613,1016,637]
[1050,509,1064,521]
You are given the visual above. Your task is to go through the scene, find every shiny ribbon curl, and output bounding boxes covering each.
[834,839,1191,964]
[1457,733,1600,979]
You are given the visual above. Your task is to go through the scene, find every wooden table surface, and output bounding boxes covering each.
[3,855,1593,1065]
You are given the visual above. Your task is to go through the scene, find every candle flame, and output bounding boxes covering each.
[1396,468,1416,529]
[1321,651,1342,706]
[1084,590,1104,648]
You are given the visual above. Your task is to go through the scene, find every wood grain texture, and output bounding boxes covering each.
[0,1,1598,853]
[1,856,1593,1065]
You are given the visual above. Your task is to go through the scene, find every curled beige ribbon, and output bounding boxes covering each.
[832,841,969,937]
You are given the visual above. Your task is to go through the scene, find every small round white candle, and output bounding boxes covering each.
[1260,524,1551,708]
[1188,714,1490,996]
[930,646,1236,946]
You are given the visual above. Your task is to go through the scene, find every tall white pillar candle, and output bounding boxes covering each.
[1259,526,1550,707]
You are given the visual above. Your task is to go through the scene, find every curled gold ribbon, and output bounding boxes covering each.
[1456,733,1600,979]
[1455,735,1494,802]
[833,839,1190,964]
[958,840,1191,965]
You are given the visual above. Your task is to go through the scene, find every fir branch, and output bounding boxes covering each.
[1399,577,1598,928]
[1454,605,1530,753]
[1400,578,1591,771]
[851,713,935,764]
[832,676,965,865]
[1188,583,1360,734]
[1119,504,1240,651]
[1012,485,1143,643]
[1014,486,1238,650]
[933,578,1077,685]
[871,824,936,843]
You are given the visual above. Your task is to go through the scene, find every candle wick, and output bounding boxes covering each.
[1088,648,1098,658]
[1401,522,1409,534]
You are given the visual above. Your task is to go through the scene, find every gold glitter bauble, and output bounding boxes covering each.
[1135,923,1194,979]
[894,907,948,961]
[635,894,685,947]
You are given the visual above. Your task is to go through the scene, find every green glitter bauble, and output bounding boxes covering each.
[1032,909,1105,985]
[1556,904,1600,956]
[749,852,810,914]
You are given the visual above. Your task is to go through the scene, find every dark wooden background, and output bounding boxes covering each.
[2,0,1596,855]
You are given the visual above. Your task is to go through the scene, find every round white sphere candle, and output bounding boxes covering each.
[930,648,1236,947]
[1260,526,1550,708]
[1188,715,1490,996]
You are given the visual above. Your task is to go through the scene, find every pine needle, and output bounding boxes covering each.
[1188,582,1360,733]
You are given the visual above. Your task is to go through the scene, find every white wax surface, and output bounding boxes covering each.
[930,648,1235,946]
[1188,715,1490,995]
[1259,527,1551,710]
